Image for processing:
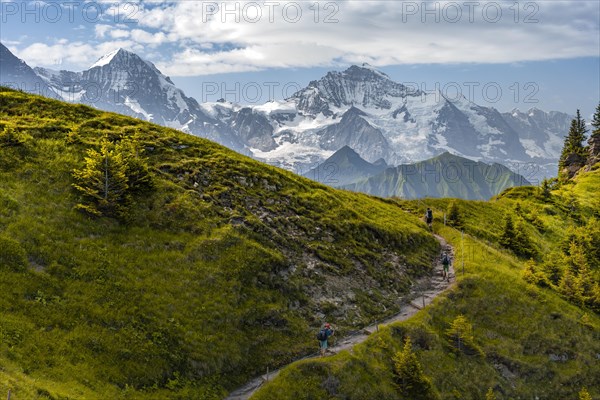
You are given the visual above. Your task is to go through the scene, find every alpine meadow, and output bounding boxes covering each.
[1,1,600,399]
[1,88,600,399]
[0,88,439,398]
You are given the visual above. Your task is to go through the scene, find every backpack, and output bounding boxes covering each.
[426,209,433,219]
[442,254,449,265]
[316,329,327,341]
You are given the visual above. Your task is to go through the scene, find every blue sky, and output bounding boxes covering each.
[1,0,599,118]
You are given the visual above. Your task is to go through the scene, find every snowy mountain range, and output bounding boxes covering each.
[31,47,247,154]
[0,43,572,181]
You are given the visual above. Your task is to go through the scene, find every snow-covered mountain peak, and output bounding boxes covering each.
[343,64,391,81]
[90,48,124,69]
[90,48,166,75]
[1,40,571,182]
[289,64,419,116]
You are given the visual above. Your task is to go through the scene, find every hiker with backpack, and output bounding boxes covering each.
[317,323,334,357]
[425,207,433,230]
[442,251,451,281]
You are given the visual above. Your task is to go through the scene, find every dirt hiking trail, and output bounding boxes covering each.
[226,234,454,400]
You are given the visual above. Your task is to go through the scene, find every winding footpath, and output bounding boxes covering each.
[226,234,454,400]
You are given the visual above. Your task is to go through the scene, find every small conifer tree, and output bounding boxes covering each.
[587,102,600,167]
[559,109,588,179]
[499,214,516,250]
[539,178,552,201]
[485,388,497,400]
[73,139,130,218]
[579,387,592,400]
[447,200,462,228]
[445,314,483,356]
[393,337,438,399]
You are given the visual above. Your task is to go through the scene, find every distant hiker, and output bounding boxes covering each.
[317,323,334,357]
[442,251,451,281]
[425,207,433,230]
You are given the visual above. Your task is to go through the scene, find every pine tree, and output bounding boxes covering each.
[575,262,593,307]
[446,314,472,352]
[588,102,600,167]
[116,137,153,194]
[567,241,588,276]
[522,259,548,287]
[590,283,600,312]
[447,200,462,228]
[393,338,438,399]
[73,139,130,218]
[445,314,483,355]
[499,214,516,250]
[540,251,566,286]
[590,102,600,136]
[567,241,592,306]
[514,219,537,259]
[558,267,577,301]
[559,109,588,179]
[579,387,592,400]
[539,178,552,202]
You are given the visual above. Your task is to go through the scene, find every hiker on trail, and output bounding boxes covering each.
[317,323,334,357]
[442,251,451,281]
[425,207,433,230]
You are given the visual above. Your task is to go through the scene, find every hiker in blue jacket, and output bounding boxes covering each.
[317,323,334,357]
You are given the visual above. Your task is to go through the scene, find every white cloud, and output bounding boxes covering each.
[130,29,167,45]
[8,0,600,75]
[131,0,600,76]
[160,43,345,75]
[94,25,112,38]
[15,40,143,70]
[109,29,130,39]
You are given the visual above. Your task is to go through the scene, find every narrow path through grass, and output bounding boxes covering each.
[226,234,455,400]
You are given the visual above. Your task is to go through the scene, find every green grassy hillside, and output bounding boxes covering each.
[253,170,600,398]
[0,88,438,399]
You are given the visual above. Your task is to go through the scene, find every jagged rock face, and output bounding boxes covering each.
[561,153,587,179]
[290,64,418,116]
[587,133,600,167]
[473,105,528,158]
[434,100,482,158]
[230,108,277,151]
[318,106,392,162]
[502,108,572,159]
[0,43,55,97]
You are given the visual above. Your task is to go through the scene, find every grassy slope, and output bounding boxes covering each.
[0,88,438,399]
[253,173,600,398]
